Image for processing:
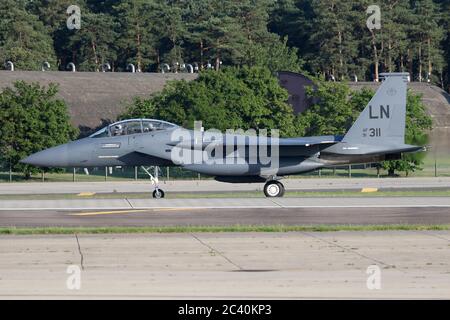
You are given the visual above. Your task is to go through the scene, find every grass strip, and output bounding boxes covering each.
[1,189,450,200]
[0,224,449,235]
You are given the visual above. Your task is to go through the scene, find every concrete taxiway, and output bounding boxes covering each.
[0,231,449,299]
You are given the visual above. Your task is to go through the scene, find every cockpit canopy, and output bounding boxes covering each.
[90,119,179,138]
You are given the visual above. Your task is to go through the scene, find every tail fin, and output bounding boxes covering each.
[343,73,409,146]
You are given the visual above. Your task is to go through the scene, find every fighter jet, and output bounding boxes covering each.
[22,73,422,198]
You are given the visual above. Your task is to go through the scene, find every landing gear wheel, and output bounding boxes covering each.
[264,180,285,198]
[153,189,165,199]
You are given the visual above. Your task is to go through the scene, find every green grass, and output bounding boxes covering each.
[171,189,450,198]
[415,156,450,177]
[0,224,449,235]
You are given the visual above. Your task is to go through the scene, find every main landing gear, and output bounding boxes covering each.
[263,180,285,198]
[141,166,165,199]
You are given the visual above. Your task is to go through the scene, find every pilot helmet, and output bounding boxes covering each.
[113,124,123,134]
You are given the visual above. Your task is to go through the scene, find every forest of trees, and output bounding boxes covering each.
[0,0,449,90]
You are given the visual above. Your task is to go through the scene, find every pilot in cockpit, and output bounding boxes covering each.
[143,123,155,132]
[113,124,124,136]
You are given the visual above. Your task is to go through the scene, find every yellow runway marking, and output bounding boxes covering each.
[70,209,148,216]
[77,192,96,197]
[70,208,201,216]
[361,188,378,193]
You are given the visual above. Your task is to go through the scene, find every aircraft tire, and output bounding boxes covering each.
[264,181,285,197]
[153,189,165,199]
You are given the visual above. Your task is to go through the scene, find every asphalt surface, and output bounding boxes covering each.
[1,205,450,227]
[3,196,450,210]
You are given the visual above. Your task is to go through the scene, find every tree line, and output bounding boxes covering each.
[271,0,449,85]
[0,0,449,90]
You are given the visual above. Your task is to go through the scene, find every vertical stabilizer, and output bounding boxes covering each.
[343,73,409,146]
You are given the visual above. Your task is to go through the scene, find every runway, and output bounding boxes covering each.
[2,178,450,228]
[1,207,450,227]
[1,197,450,227]
[2,196,450,211]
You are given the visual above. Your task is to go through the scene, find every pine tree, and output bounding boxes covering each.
[307,0,358,80]
[410,0,445,82]
[182,0,215,67]
[380,0,410,73]
[191,1,246,70]
[268,0,315,66]
[29,0,84,33]
[158,1,186,66]
[29,0,87,70]
[113,0,161,72]
[441,0,450,90]
[0,0,57,70]
[65,11,118,71]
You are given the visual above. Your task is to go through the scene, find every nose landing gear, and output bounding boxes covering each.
[263,180,285,197]
[141,166,165,198]
[152,188,165,199]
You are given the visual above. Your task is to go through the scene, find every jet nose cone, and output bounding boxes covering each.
[20,154,41,166]
[21,144,69,167]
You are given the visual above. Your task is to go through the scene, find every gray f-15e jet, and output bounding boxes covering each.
[22,73,422,197]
